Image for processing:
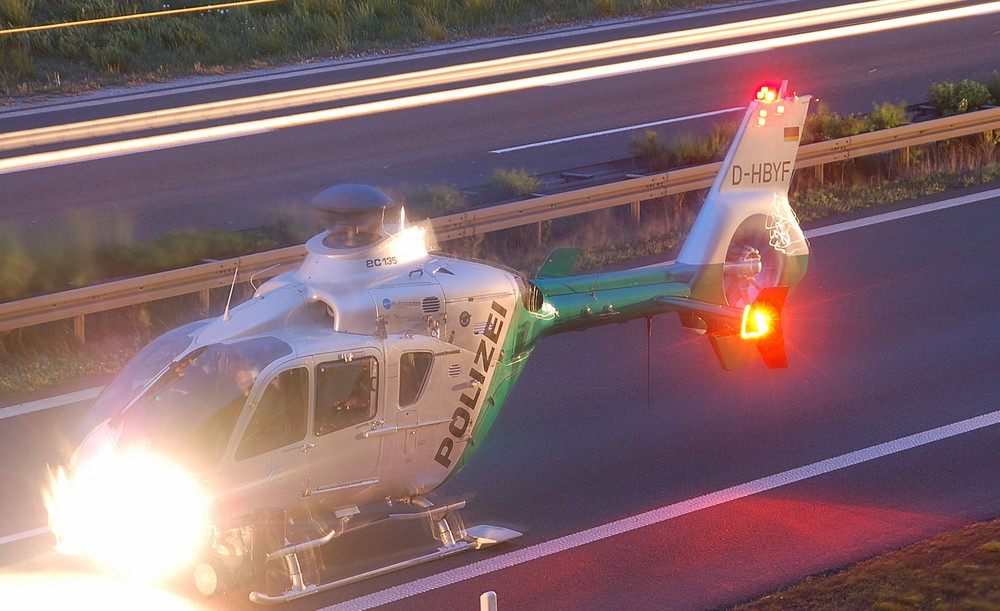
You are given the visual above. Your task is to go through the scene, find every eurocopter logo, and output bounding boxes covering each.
[434,300,508,468]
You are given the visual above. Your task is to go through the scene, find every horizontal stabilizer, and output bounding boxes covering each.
[662,286,789,370]
[536,247,581,278]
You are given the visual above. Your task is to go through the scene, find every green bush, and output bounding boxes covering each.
[628,130,675,171]
[478,167,538,203]
[628,123,735,171]
[0,230,37,302]
[407,184,469,219]
[869,101,909,130]
[0,0,34,26]
[986,71,1000,105]
[928,79,994,115]
[0,35,36,86]
[671,123,734,166]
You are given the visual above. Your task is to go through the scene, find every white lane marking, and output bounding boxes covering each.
[803,187,1000,239]
[490,106,744,153]
[0,386,102,421]
[0,527,49,547]
[327,408,1000,610]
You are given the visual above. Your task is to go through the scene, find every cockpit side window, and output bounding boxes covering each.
[399,351,432,407]
[235,367,308,461]
[315,357,378,436]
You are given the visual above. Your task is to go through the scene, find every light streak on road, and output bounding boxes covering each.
[1,0,998,174]
[0,0,979,152]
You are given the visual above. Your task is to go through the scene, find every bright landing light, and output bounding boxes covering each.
[45,448,209,580]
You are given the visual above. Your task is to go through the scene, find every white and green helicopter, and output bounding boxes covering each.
[48,82,811,603]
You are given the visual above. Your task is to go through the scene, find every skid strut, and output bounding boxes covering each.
[249,497,520,604]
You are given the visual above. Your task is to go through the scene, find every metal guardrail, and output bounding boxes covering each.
[0,246,307,337]
[2,106,999,338]
[433,106,1000,240]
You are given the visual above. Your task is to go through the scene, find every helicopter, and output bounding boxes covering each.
[46,81,811,603]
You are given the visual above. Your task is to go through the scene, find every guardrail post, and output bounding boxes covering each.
[631,200,641,225]
[73,315,85,344]
[814,163,824,183]
[199,289,210,314]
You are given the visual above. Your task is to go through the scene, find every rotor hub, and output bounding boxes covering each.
[311,184,399,249]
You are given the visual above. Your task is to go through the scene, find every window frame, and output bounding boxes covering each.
[314,356,380,436]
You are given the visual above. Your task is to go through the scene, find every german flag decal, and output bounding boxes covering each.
[784,126,800,142]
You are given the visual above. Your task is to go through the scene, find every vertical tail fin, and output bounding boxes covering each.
[678,81,811,273]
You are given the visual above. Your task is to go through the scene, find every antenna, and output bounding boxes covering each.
[222,260,240,322]
[250,263,280,292]
[590,266,602,299]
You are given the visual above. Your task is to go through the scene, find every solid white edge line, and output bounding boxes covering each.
[490,106,745,153]
[803,187,1000,239]
[0,386,102,421]
[327,408,1000,610]
[0,526,49,547]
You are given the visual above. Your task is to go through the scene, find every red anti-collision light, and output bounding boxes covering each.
[756,85,779,102]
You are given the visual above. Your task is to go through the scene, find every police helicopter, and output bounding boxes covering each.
[47,82,811,603]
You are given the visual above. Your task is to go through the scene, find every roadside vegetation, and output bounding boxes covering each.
[0,0,704,99]
[734,517,1000,609]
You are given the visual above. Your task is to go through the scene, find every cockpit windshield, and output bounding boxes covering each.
[112,336,292,472]
[75,321,209,442]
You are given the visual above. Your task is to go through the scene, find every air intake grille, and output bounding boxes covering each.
[422,296,441,314]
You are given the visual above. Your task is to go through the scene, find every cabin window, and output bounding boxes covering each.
[235,367,308,461]
[399,351,432,407]
[315,357,378,435]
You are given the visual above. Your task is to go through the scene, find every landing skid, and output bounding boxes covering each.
[248,498,520,605]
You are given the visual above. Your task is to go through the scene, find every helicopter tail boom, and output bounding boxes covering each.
[527,82,810,369]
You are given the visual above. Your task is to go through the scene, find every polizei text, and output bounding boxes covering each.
[434,300,509,468]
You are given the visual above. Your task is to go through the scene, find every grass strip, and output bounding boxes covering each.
[735,518,1000,610]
